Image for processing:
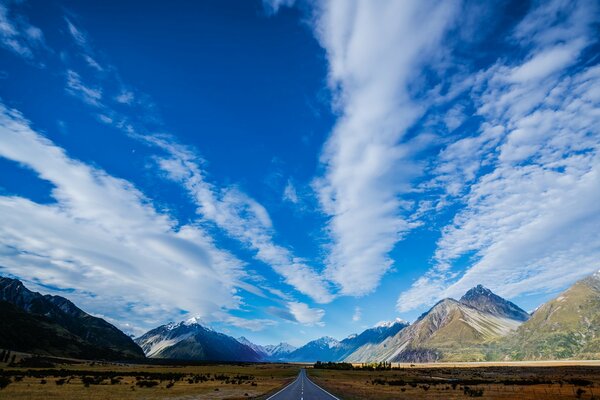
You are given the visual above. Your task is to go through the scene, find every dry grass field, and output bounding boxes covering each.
[309,363,600,399]
[0,353,300,400]
[3,352,600,399]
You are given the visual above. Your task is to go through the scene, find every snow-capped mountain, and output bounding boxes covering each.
[284,319,410,362]
[263,342,297,358]
[135,319,261,362]
[285,336,343,362]
[374,318,408,328]
[237,336,296,361]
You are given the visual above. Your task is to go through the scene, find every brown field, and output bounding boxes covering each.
[0,353,300,400]
[309,363,600,399]
[3,352,600,399]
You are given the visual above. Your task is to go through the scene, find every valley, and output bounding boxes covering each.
[1,272,600,399]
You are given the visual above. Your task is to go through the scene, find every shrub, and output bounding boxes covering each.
[0,377,11,390]
[463,386,484,397]
[136,380,159,388]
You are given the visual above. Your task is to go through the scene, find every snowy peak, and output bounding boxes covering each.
[236,336,268,357]
[263,342,296,356]
[314,336,341,348]
[460,285,530,322]
[234,337,295,361]
[374,317,408,328]
[135,320,261,362]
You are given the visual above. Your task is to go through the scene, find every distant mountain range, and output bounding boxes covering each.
[237,336,296,361]
[0,277,144,360]
[2,272,599,363]
[347,291,524,362]
[283,319,409,362]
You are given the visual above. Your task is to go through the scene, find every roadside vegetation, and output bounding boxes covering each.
[309,362,600,399]
[0,352,299,399]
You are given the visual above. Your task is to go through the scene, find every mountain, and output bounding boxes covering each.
[237,336,269,359]
[285,336,345,362]
[237,337,296,361]
[496,271,600,360]
[460,285,530,321]
[346,287,525,363]
[263,342,297,359]
[345,318,409,349]
[135,318,262,362]
[286,319,409,362]
[0,276,144,360]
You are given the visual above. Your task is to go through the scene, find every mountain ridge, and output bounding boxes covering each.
[135,319,262,362]
[494,271,600,360]
[0,276,144,360]
[346,292,525,363]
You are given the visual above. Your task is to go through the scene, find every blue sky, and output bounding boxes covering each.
[0,0,599,346]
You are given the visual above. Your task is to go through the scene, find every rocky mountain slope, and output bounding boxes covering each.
[0,276,144,360]
[135,318,262,362]
[496,271,600,360]
[460,285,530,321]
[346,287,527,363]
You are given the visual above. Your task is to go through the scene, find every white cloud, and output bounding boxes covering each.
[398,0,600,312]
[283,179,299,204]
[156,142,334,303]
[287,301,325,326]
[48,13,333,306]
[218,314,278,332]
[0,2,46,59]
[352,306,361,322]
[115,90,135,105]
[65,70,102,106]
[311,1,460,296]
[65,17,88,48]
[262,0,296,15]
[0,102,247,333]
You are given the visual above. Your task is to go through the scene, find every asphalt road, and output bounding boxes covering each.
[267,368,340,400]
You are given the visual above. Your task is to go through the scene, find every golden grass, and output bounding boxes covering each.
[0,361,299,400]
[308,364,600,400]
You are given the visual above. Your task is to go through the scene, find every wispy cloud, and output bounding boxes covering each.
[219,314,278,332]
[0,103,248,334]
[287,301,325,326]
[262,0,296,16]
[398,0,600,311]
[157,143,334,303]
[0,1,46,60]
[310,1,460,296]
[65,70,102,106]
[58,12,335,306]
[352,306,361,322]
[282,179,299,204]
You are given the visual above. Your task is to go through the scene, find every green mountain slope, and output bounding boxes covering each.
[496,271,600,360]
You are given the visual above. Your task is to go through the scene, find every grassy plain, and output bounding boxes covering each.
[309,362,600,399]
[0,353,300,400]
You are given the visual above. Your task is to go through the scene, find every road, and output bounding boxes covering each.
[267,368,340,400]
